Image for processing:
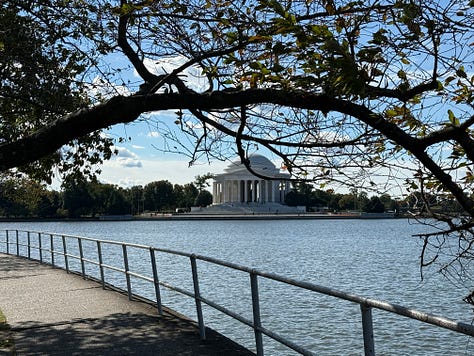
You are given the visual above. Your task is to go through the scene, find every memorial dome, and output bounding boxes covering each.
[223,154,281,176]
[212,154,291,205]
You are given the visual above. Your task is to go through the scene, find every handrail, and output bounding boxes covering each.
[2,229,474,356]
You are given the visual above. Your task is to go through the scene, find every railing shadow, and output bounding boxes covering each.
[11,312,250,355]
[0,253,44,279]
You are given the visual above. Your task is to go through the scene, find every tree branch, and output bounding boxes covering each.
[365,79,439,101]
[117,1,157,83]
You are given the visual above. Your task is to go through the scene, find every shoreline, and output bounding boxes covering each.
[132,212,399,221]
[0,212,401,222]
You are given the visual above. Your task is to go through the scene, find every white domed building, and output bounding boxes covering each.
[212,155,291,205]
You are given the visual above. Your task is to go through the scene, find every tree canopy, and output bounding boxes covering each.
[2,0,474,283]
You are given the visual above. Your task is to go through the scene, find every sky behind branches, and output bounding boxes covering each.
[92,53,414,196]
[100,120,230,187]
[82,54,227,187]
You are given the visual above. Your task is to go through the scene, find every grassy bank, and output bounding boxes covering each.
[0,308,14,354]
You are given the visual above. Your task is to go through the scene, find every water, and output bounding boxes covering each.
[1,219,473,355]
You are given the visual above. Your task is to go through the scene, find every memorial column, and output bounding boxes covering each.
[212,182,217,204]
[223,180,227,203]
[237,179,241,203]
[229,180,233,202]
[244,180,248,202]
[232,179,237,202]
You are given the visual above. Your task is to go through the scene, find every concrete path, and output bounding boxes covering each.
[0,253,254,355]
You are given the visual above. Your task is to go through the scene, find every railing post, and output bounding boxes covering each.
[122,244,132,300]
[16,230,19,256]
[50,234,54,266]
[190,254,206,340]
[78,238,85,278]
[360,304,375,356]
[6,230,9,254]
[27,231,31,259]
[97,241,105,289]
[62,235,69,273]
[250,271,264,356]
[38,233,43,263]
[149,248,163,315]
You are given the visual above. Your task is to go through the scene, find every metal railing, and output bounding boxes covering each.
[2,229,474,356]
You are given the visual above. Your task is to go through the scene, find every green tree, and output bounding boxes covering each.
[439,196,463,215]
[128,185,144,215]
[357,192,370,212]
[338,194,357,211]
[144,180,176,212]
[20,179,53,217]
[194,174,215,192]
[36,190,61,218]
[0,176,53,217]
[194,190,213,207]
[363,196,385,213]
[285,190,308,207]
[0,178,29,217]
[174,183,199,209]
[0,1,114,182]
[92,183,131,215]
[285,182,314,208]
[379,194,393,211]
[62,178,95,218]
[191,174,214,208]
[311,189,332,208]
[328,193,343,212]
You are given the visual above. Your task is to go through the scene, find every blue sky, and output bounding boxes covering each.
[84,54,231,188]
[98,120,230,187]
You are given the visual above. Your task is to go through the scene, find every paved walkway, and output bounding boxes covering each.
[0,253,255,355]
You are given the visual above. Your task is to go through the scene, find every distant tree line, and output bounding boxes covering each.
[284,182,464,215]
[0,175,463,218]
[0,174,214,218]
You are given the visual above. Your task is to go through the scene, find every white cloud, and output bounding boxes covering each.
[118,158,143,168]
[114,146,138,159]
[131,145,145,149]
[110,146,143,168]
[98,158,228,187]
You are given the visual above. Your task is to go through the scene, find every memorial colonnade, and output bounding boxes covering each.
[212,155,291,205]
[212,179,289,204]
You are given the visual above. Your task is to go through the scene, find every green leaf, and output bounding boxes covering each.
[397,70,407,80]
[410,181,419,190]
[385,109,398,117]
[270,64,285,72]
[456,67,468,79]
[269,0,286,16]
[248,35,272,43]
[444,76,456,85]
[248,62,263,70]
[448,110,460,126]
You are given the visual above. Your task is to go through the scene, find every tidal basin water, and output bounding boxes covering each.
[1,218,473,355]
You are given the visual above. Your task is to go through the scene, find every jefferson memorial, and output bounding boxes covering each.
[212,155,291,205]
